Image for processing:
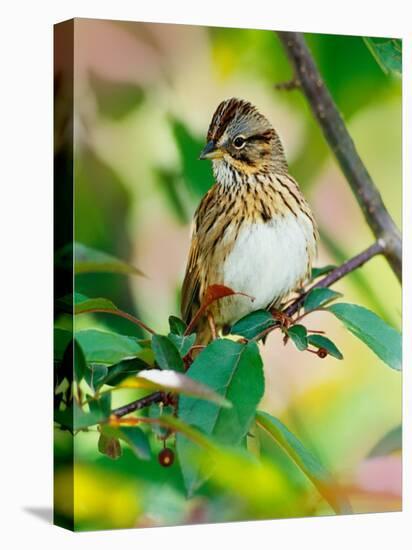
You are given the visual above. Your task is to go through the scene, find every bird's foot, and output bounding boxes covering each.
[270,308,293,329]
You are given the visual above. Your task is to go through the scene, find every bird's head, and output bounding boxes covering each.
[199,98,287,177]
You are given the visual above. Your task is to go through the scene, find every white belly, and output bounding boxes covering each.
[220,213,314,324]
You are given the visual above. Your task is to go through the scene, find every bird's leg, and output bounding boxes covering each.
[207,312,217,340]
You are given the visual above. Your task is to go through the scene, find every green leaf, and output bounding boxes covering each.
[287,325,308,351]
[311,265,336,279]
[101,424,151,460]
[368,425,402,457]
[307,334,343,360]
[54,407,72,431]
[170,117,213,198]
[55,401,108,431]
[256,411,352,515]
[327,303,402,370]
[152,334,184,372]
[148,404,175,438]
[58,293,120,316]
[74,242,145,276]
[55,295,74,316]
[98,433,122,460]
[74,340,88,382]
[59,338,76,387]
[136,369,232,407]
[177,339,264,494]
[152,414,216,452]
[54,328,72,362]
[364,37,402,75]
[168,315,187,335]
[89,70,145,120]
[155,169,189,224]
[74,294,119,314]
[230,310,276,339]
[116,426,151,460]
[55,294,75,313]
[76,329,143,366]
[88,392,112,417]
[83,364,108,393]
[304,288,342,311]
[100,358,148,387]
[168,333,196,357]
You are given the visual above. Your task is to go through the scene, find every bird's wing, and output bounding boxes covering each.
[181,232,201,324]
[181,186,216,324]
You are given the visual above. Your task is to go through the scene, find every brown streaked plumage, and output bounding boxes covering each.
[181,98,318,344]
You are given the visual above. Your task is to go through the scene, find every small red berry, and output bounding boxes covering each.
[158,447,175,467]
[317,347,328,359]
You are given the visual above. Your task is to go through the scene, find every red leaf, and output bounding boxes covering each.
[204,284,243,305]
[185,284,254,335]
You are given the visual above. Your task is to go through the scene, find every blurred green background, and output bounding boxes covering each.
[55,19,401,529]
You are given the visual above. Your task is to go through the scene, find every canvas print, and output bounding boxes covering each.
[54,18,402,531]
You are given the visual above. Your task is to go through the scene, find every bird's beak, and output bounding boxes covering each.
[199,140,223,160]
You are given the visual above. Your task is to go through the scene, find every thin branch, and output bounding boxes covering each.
[276,31,402,282]
[284,240,385,317]
[75,307,156,335]
[111,391,164,418]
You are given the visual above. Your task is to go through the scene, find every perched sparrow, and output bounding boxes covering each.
[181,98,318,344]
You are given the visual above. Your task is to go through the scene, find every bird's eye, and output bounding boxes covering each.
[233,135,246,149]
